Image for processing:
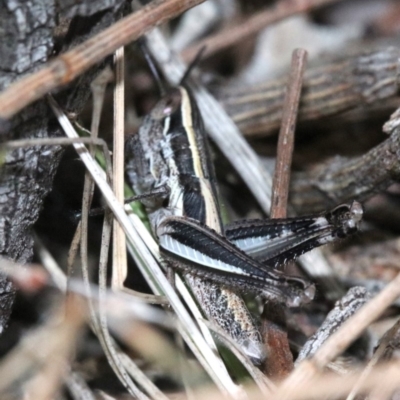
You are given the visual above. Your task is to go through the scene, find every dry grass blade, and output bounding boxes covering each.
[112,47,128,290]
[119,353,169,400]
[98,211,150,399]
[82,70,149,398]
[262,48,308,380]
[4,137,110,150]
[68,222,82,284]
[34,235,67,292]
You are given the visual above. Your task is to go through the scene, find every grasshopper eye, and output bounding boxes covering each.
[150,88,182,120]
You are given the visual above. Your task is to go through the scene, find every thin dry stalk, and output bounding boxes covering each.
[97,210,149,398]
[77,67,113,310]
[87,71,148,397]
[262,49,307,380]
[181,0,342,62]
[112,47,127,290]
[0,0,206,120]
[4,137,110,150]
[77,69,110,334]
[270,49,307,220]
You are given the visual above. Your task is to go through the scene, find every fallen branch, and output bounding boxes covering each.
[0,0,205,120]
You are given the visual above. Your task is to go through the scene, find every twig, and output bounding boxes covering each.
[112,47,127,290]
[181,0,342,62]
[217,47,400,137]
[271,49,307,219]
[0,0,205,120]
[262,49,307,380]
[296,287,371,363]
[290,105,400,213]
[4,137,110,150]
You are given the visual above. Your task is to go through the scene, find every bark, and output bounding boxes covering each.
[0,0,126,334]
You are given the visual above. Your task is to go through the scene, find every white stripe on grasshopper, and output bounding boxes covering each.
[199,178,221,233]
[159,234,251,277]
[180,87,204,179]
[233,221,332,258]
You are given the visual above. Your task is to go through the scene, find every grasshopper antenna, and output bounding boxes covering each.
[179,46,206,86]
[138,38,166,96]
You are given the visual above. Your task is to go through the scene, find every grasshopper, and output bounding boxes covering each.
[125,59,363,358]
